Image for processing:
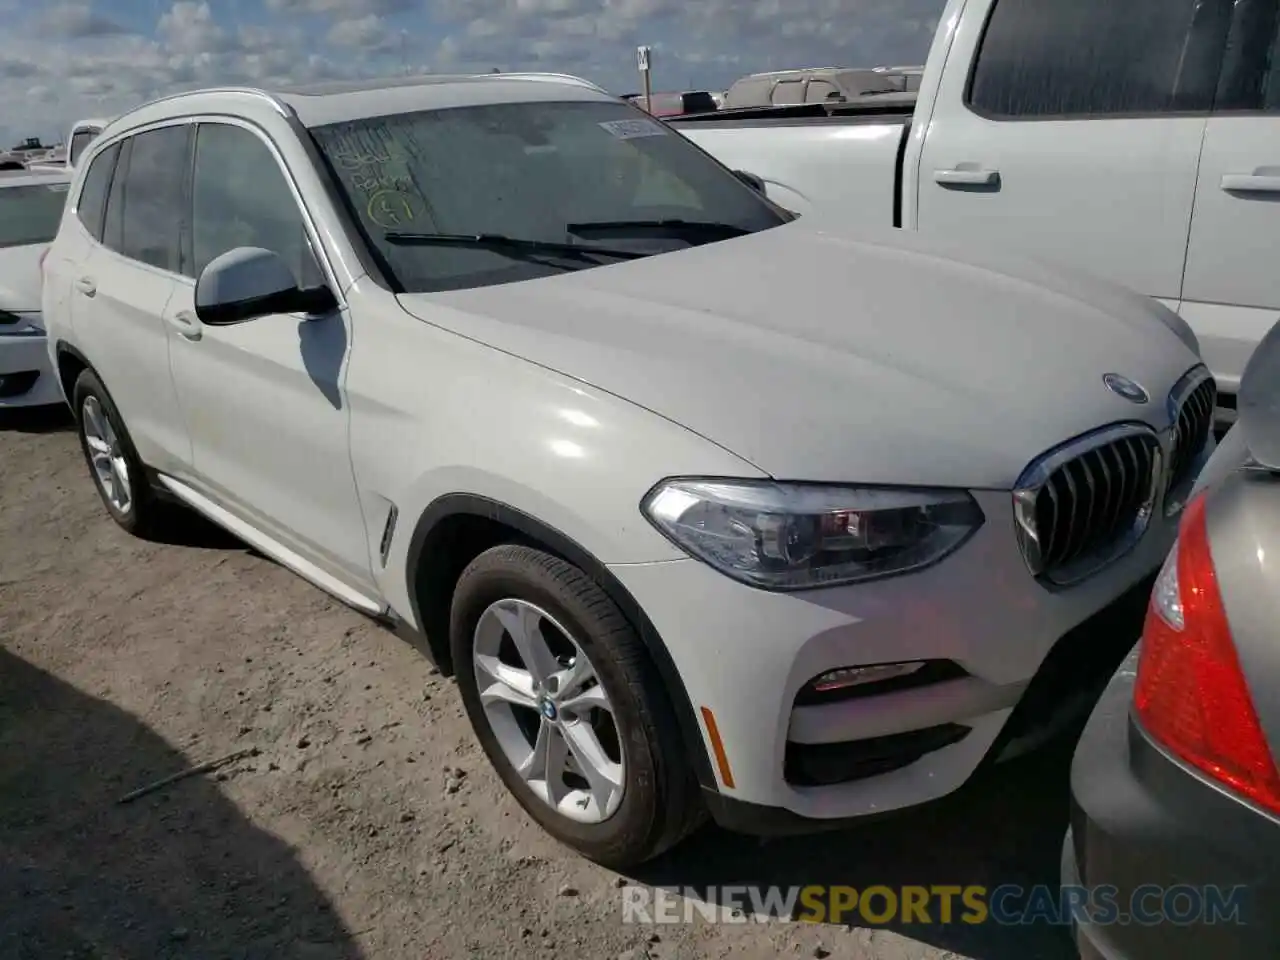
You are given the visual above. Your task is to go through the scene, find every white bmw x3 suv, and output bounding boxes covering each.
[42,73,1215,866]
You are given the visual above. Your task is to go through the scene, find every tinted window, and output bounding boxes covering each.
[1214,0,1280,111]
[640,93,685,117]
[75,142,118,240]
[0,181,69,248]
[724,78,772,108]
[969,0,1229,117]
[101,139,129,254]
[680,92,717,114]
[772,79,805,104]
[310,100,784,294]
[116,126,188,272]
[69,129,99,167]
[190,124,322,285]
[806,79,842,103]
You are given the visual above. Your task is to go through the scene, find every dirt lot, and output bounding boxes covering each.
[0,407,1078,960]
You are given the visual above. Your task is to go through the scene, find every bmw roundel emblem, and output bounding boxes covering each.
[1102,373,1149,405]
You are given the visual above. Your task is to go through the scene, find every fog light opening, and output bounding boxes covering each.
[795,659,968,707]
[813,662,925,693]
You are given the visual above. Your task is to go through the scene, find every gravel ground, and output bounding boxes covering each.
[0,406,1079,960]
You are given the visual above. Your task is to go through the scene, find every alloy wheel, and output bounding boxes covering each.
[472,597,625,823]
[82,395,132,514]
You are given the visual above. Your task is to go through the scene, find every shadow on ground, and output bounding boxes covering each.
[147,505,260,552]
[0,404,75,434]
[0,403,260,554]
[637,734,1083,960]
[0,647,362,959]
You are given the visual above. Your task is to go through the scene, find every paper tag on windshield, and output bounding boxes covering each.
[598,119,666,140]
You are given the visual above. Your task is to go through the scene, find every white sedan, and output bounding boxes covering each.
[0,169,69,407]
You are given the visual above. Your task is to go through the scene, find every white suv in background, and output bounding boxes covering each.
[42,75,1214,866]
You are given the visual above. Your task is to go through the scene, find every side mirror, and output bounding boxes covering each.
[194,246,336,327]
[1238,316,1280,470]
[733,169,766,194]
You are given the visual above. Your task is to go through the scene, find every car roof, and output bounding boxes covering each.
[105,72,618,133]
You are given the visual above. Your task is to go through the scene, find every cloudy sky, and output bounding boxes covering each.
[0,0,944,147]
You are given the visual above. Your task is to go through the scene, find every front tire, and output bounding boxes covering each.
[450,544,703,868]
[72,369,163,537]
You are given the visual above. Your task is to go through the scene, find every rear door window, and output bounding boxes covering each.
[75,141,118,240]
[113,125,190,272]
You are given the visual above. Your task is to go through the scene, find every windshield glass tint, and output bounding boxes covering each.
[310,99,783,293]
[0,182,69,248]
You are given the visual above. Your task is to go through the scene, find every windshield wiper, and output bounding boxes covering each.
[382,232,647,262]
[565,219,752,239]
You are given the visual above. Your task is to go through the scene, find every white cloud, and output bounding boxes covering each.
[267,0,416,15]
[158,1,229,54]
[327,14,396,52]
[36,3,127,39]
[0,0,943,148]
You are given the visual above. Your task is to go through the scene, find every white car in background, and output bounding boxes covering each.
[0,169,69,407]
[43,74,1213,866]
[66,118,111,170]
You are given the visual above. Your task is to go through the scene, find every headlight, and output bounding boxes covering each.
[641,479,984,591]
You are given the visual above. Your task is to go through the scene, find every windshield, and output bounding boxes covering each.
[309,99,785,293]
[0,182,69,248]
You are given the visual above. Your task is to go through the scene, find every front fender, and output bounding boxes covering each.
[343,296,764,626]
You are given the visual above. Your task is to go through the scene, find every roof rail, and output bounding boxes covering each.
[489,72,608,94]
[125,85,293,120]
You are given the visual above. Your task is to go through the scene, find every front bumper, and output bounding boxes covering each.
[1064,650,1279,959]
[609,488,1175,826]
[0,328,59,408]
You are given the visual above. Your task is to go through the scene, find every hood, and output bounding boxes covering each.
[398,220,1202,489]
[0,243,47,314]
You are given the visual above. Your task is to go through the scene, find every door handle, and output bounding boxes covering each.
[74,276,96,297]
[1221,173,1280,194]
[934,167,1001,187]
[167,310,202,341]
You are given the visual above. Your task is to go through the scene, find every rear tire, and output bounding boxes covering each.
[72,369,165,538]
[450,544,703,868]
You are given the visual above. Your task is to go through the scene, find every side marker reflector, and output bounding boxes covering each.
[700,706,735,789]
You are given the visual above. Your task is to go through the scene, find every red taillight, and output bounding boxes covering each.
[1134,491,1280,815]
